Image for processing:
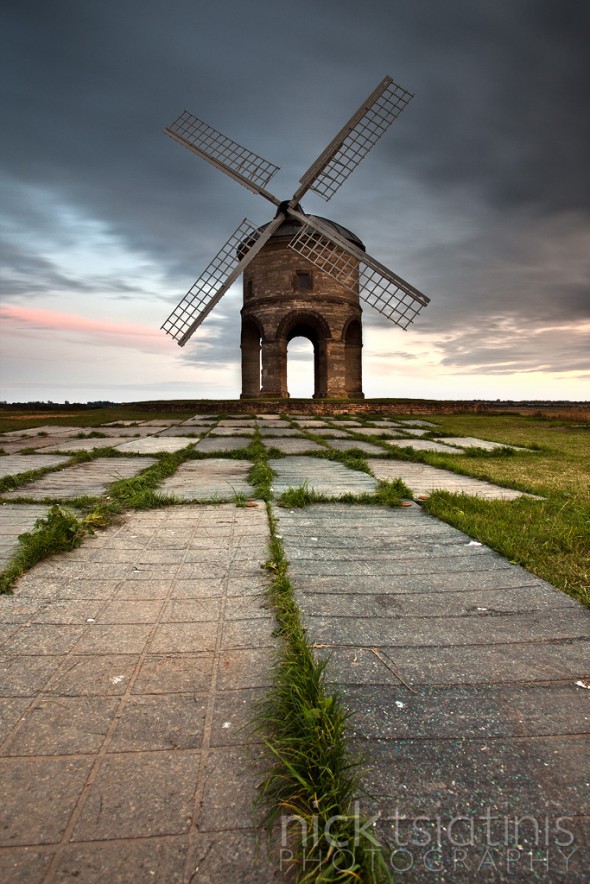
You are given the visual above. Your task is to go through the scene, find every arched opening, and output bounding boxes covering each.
[279,313,330,399]
[240,317,261,398]
[344,319,363,396]
[287,335,315,398]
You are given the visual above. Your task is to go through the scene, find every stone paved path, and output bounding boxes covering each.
[0,505,278,882]
[160,459,253,500]
[2,458,157,501]
[268,455,377,497]
[275,503,590,881]
[0,414,586,881]
[368,459,530,499]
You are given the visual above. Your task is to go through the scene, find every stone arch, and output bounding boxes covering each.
[277,310,332,399]
[343,318,363,397]
[240,316,262,399]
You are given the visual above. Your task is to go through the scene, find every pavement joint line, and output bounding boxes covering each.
[40,507,199,883]
[181,509,238,881]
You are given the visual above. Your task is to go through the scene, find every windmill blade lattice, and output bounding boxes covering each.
[296,77,413,202]
[165,111,280,198]
[288,220,429,329]
[161,218,264,346]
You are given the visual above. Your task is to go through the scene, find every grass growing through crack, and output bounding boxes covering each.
[0,506,89,593]
[256,504,390,881]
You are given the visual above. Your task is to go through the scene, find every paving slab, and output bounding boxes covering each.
[156,426,210,437]
[368,459,529,499]
[0,504,55,567]
[0,454,70,478]
[114,437,195,454]
[210,427,255,436]
[258,427,302,437]
[159,458,253,500]
[2,457,157,500]
[326,438,385,454]
[71,426,158,437]
[268,456,377,497]
[1,437,68,454]
[0,426,81,438]
[388,438,461,452]
[342,426,404,437]
[398,419,439,427]
[264,438,324,454]
[276,502,590,880]
[0,504,278,880]
[437,435,524,451]
[194,436,252,453]
[41,437,132,453]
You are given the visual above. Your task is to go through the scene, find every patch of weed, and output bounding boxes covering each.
[255,504,391,881]
[0,505,90,593]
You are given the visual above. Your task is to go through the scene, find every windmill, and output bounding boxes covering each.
[161,76,430,399]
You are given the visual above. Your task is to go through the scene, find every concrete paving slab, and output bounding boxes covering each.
[367,459,528,498]
[388,438,461,452]
[159,458,253,500]
[0,426,81,438]
[397,427,428,436]
[437,435,522,450]
[217,419,258,427]
[210,427,255,436]
[114,437,195,454]
[310,428,352,438]
[398,419,439,427]
[269,456,377,497]
[258,427,302,437]
[138,420,183,426]
[276,502,590,880]
[40,437,132,453]
[0,504,277,879]
[0,504,59,567]
[264,438,324,454]
[194,436,252,452]
[155,426,210,437]
[0,454,70,478]
[71,426,158,437]
[291,419,330,427]
[2,457,156,500]
[1,437,66,454]
[326,439,385,454]
[342,426,404,437]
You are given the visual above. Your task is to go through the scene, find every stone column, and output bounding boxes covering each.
[260,338,288,398]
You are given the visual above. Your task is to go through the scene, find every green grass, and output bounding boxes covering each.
[256,505,390,882]
[423,491,589,606]
[0,506,90,593]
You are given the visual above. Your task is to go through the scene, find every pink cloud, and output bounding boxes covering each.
[0,305,160,339]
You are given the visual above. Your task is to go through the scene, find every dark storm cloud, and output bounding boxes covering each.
[1,0,588,394]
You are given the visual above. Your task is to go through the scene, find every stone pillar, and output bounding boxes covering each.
[240,319,261,399]
[260,338,288,398]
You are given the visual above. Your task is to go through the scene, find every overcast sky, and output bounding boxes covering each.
[1,0,588,403]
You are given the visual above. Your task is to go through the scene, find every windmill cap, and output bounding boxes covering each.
[255,215,366,251]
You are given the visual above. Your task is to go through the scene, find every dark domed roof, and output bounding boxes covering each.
[255,215,366,252]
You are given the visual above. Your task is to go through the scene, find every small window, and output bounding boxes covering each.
[246,279,254,297]
[295,270,313,290]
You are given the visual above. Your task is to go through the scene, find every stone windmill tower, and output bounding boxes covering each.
[161,77,430,399]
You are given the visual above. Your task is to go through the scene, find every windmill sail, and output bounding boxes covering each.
[295,77,413,202]
[161,214,286,346]
[288,218,429,329]
[165,111,280,201]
